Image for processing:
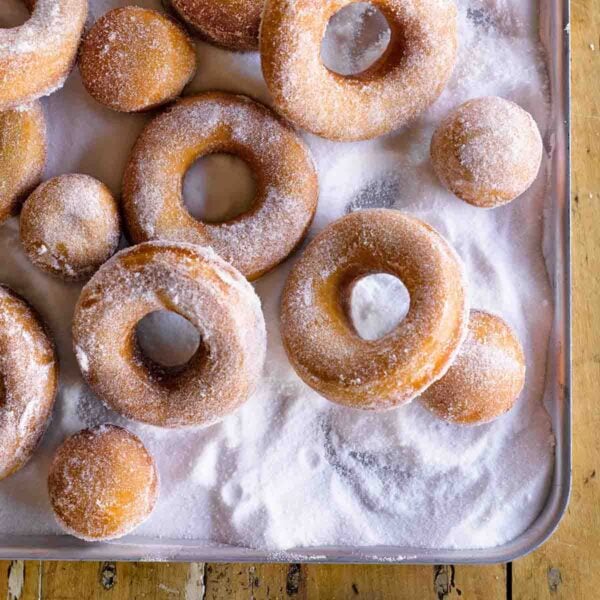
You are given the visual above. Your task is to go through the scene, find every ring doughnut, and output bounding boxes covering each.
[0,101,46,224]
[420,310,526,424]
[281,209,468,410]
[122,92,318,280]
[430,97,543,208]
[170,0,262,51]
[73,241,266,428]
[20,174,121,281]
[0,0,87,110]
[0,285,58,480]
[260,0,458,141]
[78,7,197,113]
[48,425,159,541]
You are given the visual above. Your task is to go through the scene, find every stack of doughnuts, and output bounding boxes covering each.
[0,0,542,543]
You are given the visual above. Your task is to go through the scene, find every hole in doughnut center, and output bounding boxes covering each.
[348,273,410,340]
[183,153,257,224]
[0,0,30,28]
[135,310,201,370]
[321,3,392,76]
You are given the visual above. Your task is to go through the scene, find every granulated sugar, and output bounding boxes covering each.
[0,0,555,551]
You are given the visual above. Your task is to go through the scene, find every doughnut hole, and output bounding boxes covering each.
[0,0,30,28]
[134,310,202,376]
[320,2,392,76]
[48,425,159,541]
[182,153,257,223]
[346,273,410,340]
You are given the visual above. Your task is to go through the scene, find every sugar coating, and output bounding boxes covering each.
[0,0,87,110]
[47,424,158,541]
[122,92,318,280]
[420,310,526,424]
[430,96,543,208]
[20,174,120,281]
[72,241,267,428]
[0,285,58,481]
[0,101,46,223]
[78,6,197,113]
[281,209,469,410]
[170,0,263,51]
[260,0,458,140]
[0,0,555,552]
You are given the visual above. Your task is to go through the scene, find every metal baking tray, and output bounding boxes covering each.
[0,0,570,563]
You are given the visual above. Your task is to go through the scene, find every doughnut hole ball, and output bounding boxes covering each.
[420,310,526,425]
[430,97,543,208]
[78,7,197,113]
[20,174,120,281]
[48,425,159,541]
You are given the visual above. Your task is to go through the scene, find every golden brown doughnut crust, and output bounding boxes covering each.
[78,7,197,113]
[72,241,266,428]
[20,174,121,281]
[0,0,87,110]
[170,0,262,51]
[420,310,526,424]
[0,102,46,225]
[260,0,458,141]
[430,97,543,208]
[280,209,469,410]
[122,92,318,281]
[0,285,58,480]
[48,425,159,541]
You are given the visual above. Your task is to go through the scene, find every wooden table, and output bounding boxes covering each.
[1,0,595,596]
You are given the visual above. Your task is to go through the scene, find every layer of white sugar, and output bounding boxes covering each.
[0,0,555,552]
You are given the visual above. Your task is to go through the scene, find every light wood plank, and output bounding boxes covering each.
[512,0,599,597]
[203,563,506,599]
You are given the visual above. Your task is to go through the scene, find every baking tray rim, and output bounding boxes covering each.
[0,0,571,564]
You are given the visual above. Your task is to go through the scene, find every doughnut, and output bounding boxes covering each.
[0,285,58,480]
[260,0,458,141]
[170,0,262,51]
[78,7,197,113]
[122,92,318,280]
[0,0,87,110]
[20,174,121,281]
[0,101,46,224]
[48,425,158,541]
[72,241,266,428]
[281,209,468,410]
[420,310,526,424]
[430,97,543,208]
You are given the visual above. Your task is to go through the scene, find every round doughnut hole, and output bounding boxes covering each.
[135,310,201,371]
[348,273,410,340]
[321,3,392,76]
[183,153,257,223]
[1,0,30,28]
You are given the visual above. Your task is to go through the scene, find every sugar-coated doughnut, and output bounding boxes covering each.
[48,425,158,541]
[20,174,121,281]
[0,0,87,110]
[73,241,266,428]
[170,0,262,51]
[79,7,197,113]
[420,310,526,424]
[430,97,543,208]
[0,101,46,224]
[0,285,58,480]
[123,92,318,280]
[281,209,468,410]
[260,0,458,141]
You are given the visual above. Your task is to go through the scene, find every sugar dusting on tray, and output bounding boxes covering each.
[0,0,554,551]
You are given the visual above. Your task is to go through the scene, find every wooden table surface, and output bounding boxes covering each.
[0,0,594,597]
